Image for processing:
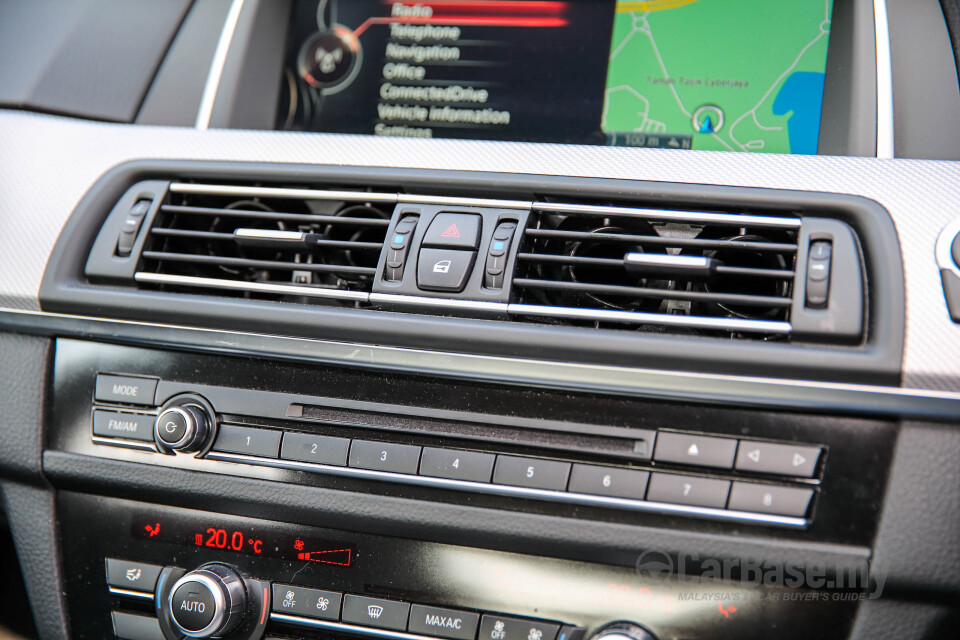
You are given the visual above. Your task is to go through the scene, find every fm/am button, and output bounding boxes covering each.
[93,410,156,442]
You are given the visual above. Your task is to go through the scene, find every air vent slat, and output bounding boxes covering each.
[139,182,391,301]
[517,253,794,279]
[150,228,235,240]
[159,204,392,226]
[517,205,800,337]
[141,251,378,276]
[524,228,797,253]
[513,278,793,309]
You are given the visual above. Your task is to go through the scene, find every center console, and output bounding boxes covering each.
[47,338,898,640]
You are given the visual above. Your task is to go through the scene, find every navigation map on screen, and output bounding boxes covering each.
[602,0,835,154]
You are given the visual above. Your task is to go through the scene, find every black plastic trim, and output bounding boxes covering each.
[39,160,905,385]
[42,451,870,577]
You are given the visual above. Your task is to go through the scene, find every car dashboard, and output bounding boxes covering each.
[0,2,959,640]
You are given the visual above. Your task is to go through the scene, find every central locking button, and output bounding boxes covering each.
[417,248,476,292]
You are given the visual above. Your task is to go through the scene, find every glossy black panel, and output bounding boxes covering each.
[51,339,897,547]
[60,493,859,640]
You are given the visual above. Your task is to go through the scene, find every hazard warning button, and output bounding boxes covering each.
[423,213,481,250]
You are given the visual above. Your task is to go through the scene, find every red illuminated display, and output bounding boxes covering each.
[133,515,355,567]
[194,528,264,554]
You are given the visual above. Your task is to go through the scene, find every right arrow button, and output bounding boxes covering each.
[734,441,822,477]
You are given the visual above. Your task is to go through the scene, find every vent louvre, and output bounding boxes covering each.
[511,204,800,337]
[138,183,395,302]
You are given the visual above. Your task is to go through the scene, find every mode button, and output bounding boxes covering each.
[95,374,158,406]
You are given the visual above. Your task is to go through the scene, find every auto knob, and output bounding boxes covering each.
[167,564,246,638]
[589,622,658,640]
[155,403,210,451]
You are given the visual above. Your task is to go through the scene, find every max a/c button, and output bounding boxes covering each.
[408,604,479,640]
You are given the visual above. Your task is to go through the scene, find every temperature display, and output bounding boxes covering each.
[195,527,264,554]
[132,515,355,567]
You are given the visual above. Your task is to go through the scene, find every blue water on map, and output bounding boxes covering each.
[772,71,826,155]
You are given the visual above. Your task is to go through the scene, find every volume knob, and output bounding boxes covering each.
[168,564,246,638]
[155,404,210,452]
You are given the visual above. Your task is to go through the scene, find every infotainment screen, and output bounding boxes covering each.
[278,1,835,155]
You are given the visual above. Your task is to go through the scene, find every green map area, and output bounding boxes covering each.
[602,0,834,154]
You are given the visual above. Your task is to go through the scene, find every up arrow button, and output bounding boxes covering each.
[735,441,822,478]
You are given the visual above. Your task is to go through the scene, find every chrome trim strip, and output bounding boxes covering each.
[195,0,247,130]
[204,452,808,527]
[134,272,370,302]
[108,587,155,600]
[935,219,960,280]
[403,193,531,210]
[873,0,895,158]
[3,308,959,418]
[91,435,158,453]
[169,183,399,203]
[369,293,508,313]
[270,614,444,640]
[507,303,792,335]
[534,202,802,228]
[234,228,306,242]
[624,253,713,268]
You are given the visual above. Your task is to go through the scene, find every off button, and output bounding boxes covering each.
[170,580,217,634]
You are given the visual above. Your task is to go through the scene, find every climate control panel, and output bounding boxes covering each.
[60,494,861,640]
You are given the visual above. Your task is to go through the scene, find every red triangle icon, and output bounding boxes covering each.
[440,223,461,238]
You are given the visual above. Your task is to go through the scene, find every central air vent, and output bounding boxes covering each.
[136,183,395,302]
[511,203,800,337]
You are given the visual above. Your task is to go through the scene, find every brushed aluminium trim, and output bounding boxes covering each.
[134,272,370,301]
[166,184,804,228]
[403,193,531,210]
[169,182,399,203]
[370,293,508,313]
[534,202,802,228]
[5,308,960,418]
[270,614,448,640]
[108,587,155,600]
[873,0,895,158]
[91,435,159,453]
[204,451,809,527]
[507,303,792,335]
[935,218,960,279]
[195,0,247,130]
